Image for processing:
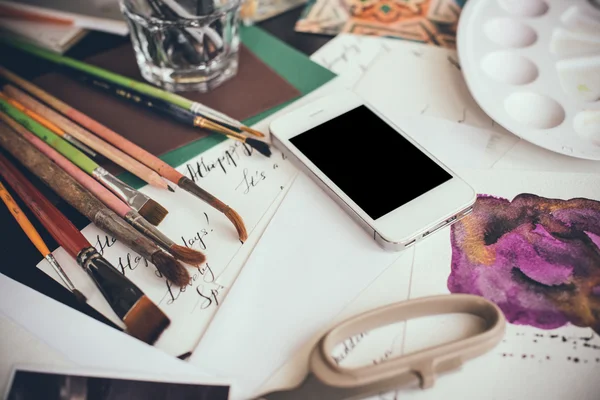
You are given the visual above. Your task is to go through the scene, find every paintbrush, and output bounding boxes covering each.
[0,77,97,159]
[0,180,87,304]
[1,84,173,192]
[0,97,169,226]
[73,71,272,157]
[0,68,248,242]
[7,114,206,266]
[0,40,266,138]
[0,154,170,344]
[0,121,191,287]
[0,89,97,158]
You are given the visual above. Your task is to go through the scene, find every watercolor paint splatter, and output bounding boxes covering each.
[448,194,600,334]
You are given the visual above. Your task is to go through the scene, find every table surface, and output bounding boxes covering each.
[0,5,332,329]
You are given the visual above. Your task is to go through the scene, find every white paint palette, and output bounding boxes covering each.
[458,0,600,160]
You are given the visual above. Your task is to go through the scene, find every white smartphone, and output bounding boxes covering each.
[269,90,476,251]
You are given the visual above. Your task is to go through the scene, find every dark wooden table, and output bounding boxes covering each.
[0,5,332,329]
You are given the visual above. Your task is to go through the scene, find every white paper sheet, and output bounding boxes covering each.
[262,170,600,400]
[394,116,516,170]
[258,247,416,395]
[191,173,404,399]
[0,274,227,385]
[0,315,71,394]
[311,34,495,129]
[36,139,296,357]
[213,76,349,285]
[352,42,515,132]
[313,34,517,134]
[310,34,403,87]
[493,139,600,173]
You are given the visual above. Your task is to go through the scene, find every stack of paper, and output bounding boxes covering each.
[0,0,127,35]
[0,0,128,53]
[0,18,86,53]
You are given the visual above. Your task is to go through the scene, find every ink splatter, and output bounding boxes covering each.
[448,194,600,334]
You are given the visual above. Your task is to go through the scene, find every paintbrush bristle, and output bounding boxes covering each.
[169,244,206,266]
[72,289,87,304]
[240,126,266,138]
[246,138,272,158]
[225,207,248,243]
[123,295,170,344]
[151,251,191,287]
[138,198,168,226]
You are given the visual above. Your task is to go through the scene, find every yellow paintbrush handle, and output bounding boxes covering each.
[0,180,51,256]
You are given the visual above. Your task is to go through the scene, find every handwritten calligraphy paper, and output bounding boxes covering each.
[36,140,297,356]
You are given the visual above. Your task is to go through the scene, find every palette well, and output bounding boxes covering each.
[458,0,600,160]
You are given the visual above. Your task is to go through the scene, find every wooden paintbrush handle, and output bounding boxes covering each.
[0,124,105,219]
[5,113,132,218]
[0,153,89,259]
[0,122,167,261]
[75,73,194,127]
[0,180,51,256]
[64,106,185,183]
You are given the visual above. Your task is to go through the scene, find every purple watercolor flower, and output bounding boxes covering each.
[448,194,600,334]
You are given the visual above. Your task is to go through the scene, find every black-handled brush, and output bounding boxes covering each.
[73,71,272,158]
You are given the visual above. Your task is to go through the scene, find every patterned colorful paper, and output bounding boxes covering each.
[296,0,467,49]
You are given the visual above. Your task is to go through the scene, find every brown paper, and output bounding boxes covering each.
[32,44,300,174]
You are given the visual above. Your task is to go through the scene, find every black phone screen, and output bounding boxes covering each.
[289,105,452,220]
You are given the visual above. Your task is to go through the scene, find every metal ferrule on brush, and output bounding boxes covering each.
[124,211,175,251]
[190,103,238,127]
[193,116,243,139]
[77,246,103,272]
[45,253,76,292]
[92,167,150,211]
[62,134,98,158]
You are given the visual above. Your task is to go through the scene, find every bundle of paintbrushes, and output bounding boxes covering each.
[0,95,209,275]
[0,92,169,226]
[0,152,170,345]
[0,116,193,287]
[0,66,249,242]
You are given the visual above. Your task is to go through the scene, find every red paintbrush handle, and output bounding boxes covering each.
[0,153,90,258]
